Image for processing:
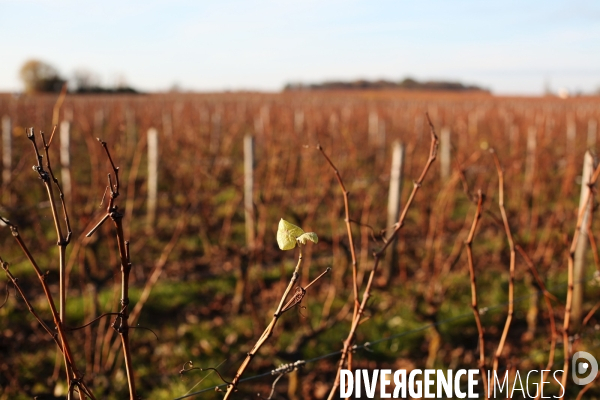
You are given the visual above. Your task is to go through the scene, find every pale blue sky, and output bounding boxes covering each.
[1,0,599,94]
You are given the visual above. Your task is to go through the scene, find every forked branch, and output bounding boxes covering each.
[490,150,517,373]
[326,114,438,399]
[0,217,95,399]
[87,139,137,399]
[223,246,329,399]
[464,190,488,397]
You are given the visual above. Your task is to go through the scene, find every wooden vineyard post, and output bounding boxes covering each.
[588,119,597,149]
[567,116,576,148]
[368,110,378,146]
[414,114,424,144]
[254,106,269,138]
[294,110,304,135]
[162,111,173,138]
[328,112,339,135]
[210,110,221,154]
[509,124,519,157]
[368,110,384,145]
[572,151,595,330]
[95,109,104,136]
[468,110,478,137]
[524,126,537,189]
[440,126,451,182]
[562,116,579,196]
[254,115,264,137]
[244,135,255,249]
[147,127,158,231]
[381,141,405,283]
[378,119,386,158]
[522,126,537,229]
[2,115,11,204]
[59,120,72,205]
[232,135,255,315]
[125,109,137,158]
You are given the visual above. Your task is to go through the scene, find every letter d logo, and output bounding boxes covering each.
[572,351,598,385]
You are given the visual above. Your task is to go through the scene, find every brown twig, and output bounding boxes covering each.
[28,128,73,320]
[515,245,559,400]
[588,224,600,274]
[0,218,95,399]
[223,243,325,398]
[582,302,600,327]
[464,191,488,397]
[1,256,62,348]
[490,150,517,373]
[88,138,137,399]
[66,313,122,331]
[317,144,360,325]
[0,279,9,310]
[103,206,189,373]
[280,267,331,314]
[26,127,87,399]
[179,361,232,385]
[326,114,438,399]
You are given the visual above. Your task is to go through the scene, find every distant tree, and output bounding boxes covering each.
[19,59,66,93]
[72,68,101,92]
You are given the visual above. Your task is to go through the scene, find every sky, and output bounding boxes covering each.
[1,0,599,95]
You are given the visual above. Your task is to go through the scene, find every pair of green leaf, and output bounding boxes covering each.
[276,219,318,250]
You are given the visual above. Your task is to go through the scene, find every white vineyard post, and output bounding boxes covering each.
[382,141,405,282]
[147,127,159,231]
[210,110,221,154]
[60,120,72,205]
[524,126,537,189]
[2,115,11,205]
[294,110,304,135]
[162,111,173,138]
[567,116,576,150]
[587,119,597,149]
[440,126,451,181]
[244,135,255,249]
[368,110,379,147]
[572,151,595,329]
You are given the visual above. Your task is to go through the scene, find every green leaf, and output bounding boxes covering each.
[277,219,304,250]
[297,232,318,245]
[277,219,319,250]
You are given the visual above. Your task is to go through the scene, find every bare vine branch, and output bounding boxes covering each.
[464,190,488,396]
[490,150,517,373]
[326,114,438,399]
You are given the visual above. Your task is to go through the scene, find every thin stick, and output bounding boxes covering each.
[223,245,325,398]
[490,150,516,373]
[583,302,600,326]
[1,257,64,349]
[26,128,78,397]
[280,267,331,314]
[464,191,488,397]
[27,128,73,320]
[89,139,137,399]
[0,218,95,399]
[317,144,360,320]
[587,224,600,274]
[515,245,558,400]
[317,144,361,370]
[326,114,438,399]
[223,249,303,399]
